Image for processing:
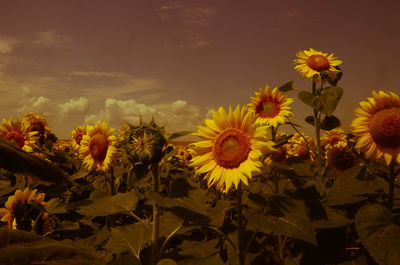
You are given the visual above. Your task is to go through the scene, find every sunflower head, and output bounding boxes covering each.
[287,133,315,161]
[248,86,294,128]
[326,142,360,175]
[121,120,167,165]
[79,121,118,172]
[294,48,342,80]
[321,128,347,150]
[351,90,400,165]
[22,112,50,139]
[0,118,38,152]
[71,126,86,151]
[189,105,276,193]
[0,187,46,231]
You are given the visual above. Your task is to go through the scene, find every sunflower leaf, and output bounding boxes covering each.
[298,91,322,111]
[278,81,294,92]
[320,115,341,130]
[167,131,193,142]
[319,86,343,116]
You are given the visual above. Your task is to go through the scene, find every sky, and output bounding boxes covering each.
[0,0,400,140]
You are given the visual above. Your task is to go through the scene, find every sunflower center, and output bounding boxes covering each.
[213,128,251,168]
[75,134,83,145]
[370,108,400,148]
[29,122,45,136]
[4,131,25,149]
[89,133,109,161]
[328,135,341,146]
[306,54,330,71]
[257,99,280,118]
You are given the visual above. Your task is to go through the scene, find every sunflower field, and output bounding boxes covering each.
[0,49,399,265]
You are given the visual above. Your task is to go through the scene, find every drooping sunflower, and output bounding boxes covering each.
[321,128,347,150]
[71,126,86,151]
[326,142,360,175]
[294,48,342,79]
[351,90,400,165]
[189,105,276,193]
[0,118,38,152]
[79,121,118,172]
[249,86,294,128]
[22,112,50,139]
[0,187,46,230]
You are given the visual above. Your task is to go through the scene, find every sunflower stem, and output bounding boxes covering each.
[150,163,160,265]
[237,186,245,265]
[388,160,397,211]
[312,78,323,179]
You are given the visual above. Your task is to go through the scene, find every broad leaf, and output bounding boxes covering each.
[319,86,343,116]
[77,191,138,216]
[278,81,294,92]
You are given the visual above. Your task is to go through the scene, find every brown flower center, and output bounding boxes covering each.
[370,108,400,148]
[89,133,109,162]
[4,131,25,149]
[74,134,83,145]
[29,122,45,136]
[330,149,358,172]
[272,146,287,163]
[327,135,341,146]
[306,54,330,71]
[256,98,280,118]
[213,128,251,168]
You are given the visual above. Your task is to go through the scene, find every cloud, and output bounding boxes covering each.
[84,98,205,137]
[0,36,19,54]
[59,97,89,116]
[70,71,125,78]
[159,2,216,26]
[279,9,314,25]
[33,30,74,47]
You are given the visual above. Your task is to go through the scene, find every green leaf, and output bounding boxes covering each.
[159,211,184,238]
[167,131,193,142]
[320,115,341,130]
[77,191,138,216]
[324,167,387,206]
[46,198,68,214]
[278,81,294,92]
[305,115,315,126]
[319,86,343,116]
[298,91,320,110]
[179,239,219,258]
[177,253,224,265]
[312,206,351,229]
[104,222,151,258]
[355,204,400,265]
[0,139,68,184]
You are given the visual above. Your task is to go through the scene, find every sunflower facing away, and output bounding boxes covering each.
[326,141,360,175]
[189,105,275,193]
[0,187,46,230]
[294,48,342,79]
[249,86,294,128]
[22,112,51,139]
[0,118,38,152]
[351,90,400,165]
[79,121,118,172]
[71,125,86,151]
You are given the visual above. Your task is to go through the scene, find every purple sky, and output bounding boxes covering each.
[1,0,399,139]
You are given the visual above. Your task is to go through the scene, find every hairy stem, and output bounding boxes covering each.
[151,163,160,265]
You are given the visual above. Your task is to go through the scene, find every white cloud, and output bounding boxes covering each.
[59,97,89,116]
[70,71,125,78]
[159,3,216,26]
[0,36,18,54]
[33,30,73,47]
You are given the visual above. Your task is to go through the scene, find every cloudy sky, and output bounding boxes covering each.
[1,0,399,140]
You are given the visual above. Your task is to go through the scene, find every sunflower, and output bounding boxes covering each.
[249,86,294,128]
[71,126,86,151]
[117,123,130,141]
[22,112,50,139]
[321,128,347,150]
[294,48,342,79]
[351,90,400,165]
[263,133,290,167]
[287,133,316,161]
[79,121,118,172]
[326,142,360,175]
[0,187,46,230]
[0,118,38,152]
[189,105,275,193]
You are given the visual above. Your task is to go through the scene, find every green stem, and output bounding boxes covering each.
[151,163,160,265]
[237,186,245,265]
[388,160,397,211]
[312,79,323,179]
[278,235,287,264]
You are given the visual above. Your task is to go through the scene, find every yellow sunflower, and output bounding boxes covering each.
[249,86,294,128]
[287,133,316,161]
[189,105,275,193]
[22,112,50,138]
[321,128,347,150]
[0,187,46,229]
[71,126,86,151]
[79,121,118,172]
[0,118,38,152]
[294,48,342,79]
[351,90,400,165]
[117,123,130,141]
